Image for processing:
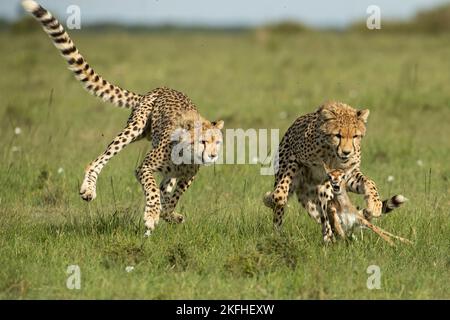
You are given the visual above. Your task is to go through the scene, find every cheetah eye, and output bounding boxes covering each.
[216,140,221,145]
[335,134,342,139]
[353,135,359,139]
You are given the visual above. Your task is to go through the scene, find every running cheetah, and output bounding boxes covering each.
[264,101,383,242]
[22,0,224,233]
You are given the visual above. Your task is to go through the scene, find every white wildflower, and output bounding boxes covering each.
[14,127,22,135]
[416,160,423,167]
[144,230,152,237]
[57,167,64,174]
[387,175,394,182]
[125,266,134,273]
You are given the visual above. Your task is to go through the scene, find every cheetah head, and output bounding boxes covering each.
[319,102,369,163]
[172,112,224,165]
[196,120,224,165]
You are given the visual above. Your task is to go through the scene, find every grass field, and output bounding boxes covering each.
[0,29,449,299]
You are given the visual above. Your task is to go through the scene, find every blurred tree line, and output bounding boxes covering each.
[349,3,450,34]
[1,3,449,34]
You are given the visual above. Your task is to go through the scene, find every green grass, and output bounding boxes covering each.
[0,30,449,299]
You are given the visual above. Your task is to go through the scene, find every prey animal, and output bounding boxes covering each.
[322,165,412,245]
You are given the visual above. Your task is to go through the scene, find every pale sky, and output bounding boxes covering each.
[1,0,449,28]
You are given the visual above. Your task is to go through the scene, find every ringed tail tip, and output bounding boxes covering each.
[395,195,408,203]
[22,0,40,13]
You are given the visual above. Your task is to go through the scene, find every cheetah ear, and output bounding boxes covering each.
[179,120,193,131]
[319,107,336,121]
[180,119,202,132]
[211,120,224,130]
[357,109,370,123]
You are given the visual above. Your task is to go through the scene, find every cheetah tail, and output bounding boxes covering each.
[21,0,142,109]
[382,194,408,214]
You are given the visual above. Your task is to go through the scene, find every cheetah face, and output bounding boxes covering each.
[330,128,363,161]
[196,120,224,165]
[172,118,224,165]
[319,104,369,162]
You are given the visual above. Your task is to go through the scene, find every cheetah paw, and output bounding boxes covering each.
[263,191,275,209]
[144,216,159,232]
[365,199,383,218]
[164,213,185,224]
[79,182,97,202]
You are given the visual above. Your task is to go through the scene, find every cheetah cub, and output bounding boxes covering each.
[22,0,224,234]
[322,165,411,245]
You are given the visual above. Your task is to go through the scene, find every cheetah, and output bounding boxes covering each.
[263,101,383,242]
[22,0,224,233]
[321,166,411,245]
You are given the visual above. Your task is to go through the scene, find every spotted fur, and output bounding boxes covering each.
[263,101,383,243]
[23,0,224,233]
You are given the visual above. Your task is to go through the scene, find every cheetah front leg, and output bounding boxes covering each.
[80,112,149,201]
[346,169,383,219]
[160,174,196,224]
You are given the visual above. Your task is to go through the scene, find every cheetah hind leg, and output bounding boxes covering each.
[159,177,183,224]
[317,185,335,244]
[271,160,300,228]
[160,174,196,225]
